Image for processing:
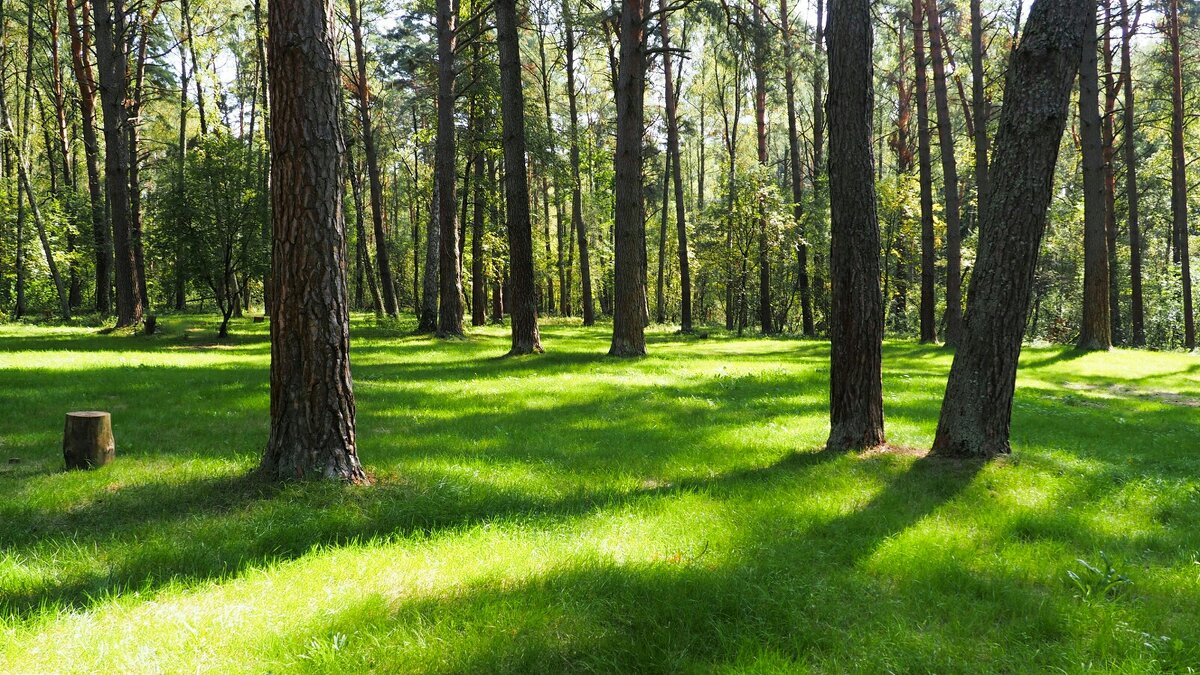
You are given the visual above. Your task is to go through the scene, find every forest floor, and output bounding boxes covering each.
[0,315,1198,672]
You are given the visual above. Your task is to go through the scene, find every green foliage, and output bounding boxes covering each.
[1067,551,1132,601]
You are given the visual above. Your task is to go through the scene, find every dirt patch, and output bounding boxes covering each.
[1063,382,1200,408]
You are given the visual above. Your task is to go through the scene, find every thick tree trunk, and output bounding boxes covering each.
[1120,0,1144,346]
[925,0,962,346]
[261,0,366,483]
[933,0,1088,458]
[563,6,594,326]
[1077,9,1111,351]
[1168,0,1194,350]
[495,0,543,354]
[93,0,143,327]
[349,0,398,317]
[609,0,648,356]
[826,0,885,451]
[914,0,936,343]
[435,0,464,337]
[65,0,111,314]
[661,2,692,333]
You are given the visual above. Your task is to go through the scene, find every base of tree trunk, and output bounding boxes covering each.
[608,341,646,357]
[508,342,544,356]
[930,429,1012,459]
[825,425,886,453]
[1076,337,1112,352]
[63,411,115,470]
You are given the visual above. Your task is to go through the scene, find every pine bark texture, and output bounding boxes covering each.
[933,0,1089,458]
[1077,9,1112,351]
[495,0,543,354]
[609,0,648,356]
[825,0,885,451]
[261,0,366,483]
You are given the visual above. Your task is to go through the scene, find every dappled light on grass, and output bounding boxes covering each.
[1,315,1198,671]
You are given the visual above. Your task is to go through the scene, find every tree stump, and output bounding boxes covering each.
[63,412,116,470]
[144,315,157,335]
[253,316,266,324]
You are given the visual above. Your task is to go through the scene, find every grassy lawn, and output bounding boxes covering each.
[1,315,1198,672]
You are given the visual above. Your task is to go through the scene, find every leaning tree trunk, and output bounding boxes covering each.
[925,0,962,346]
[93,0,143,327]
[826,0,885,452]
[1077,8,1112,351]
[435,0,464,337]
[932,0,1089,458]
[261,0,367,483]
[914,0,936,344]
[609,0,648,356]
[495,0,543,354]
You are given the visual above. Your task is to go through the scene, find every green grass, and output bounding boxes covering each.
[0,315,1198,672]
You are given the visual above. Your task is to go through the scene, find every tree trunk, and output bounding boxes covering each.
[661,1,692,333]
[970,0,990,210]
[783,0,813,336]
[563,3,594,326]
[1101,1,1121,344]
[656,151,670,324]
[348,141,384,317]
[261,0,366,483]
[495,0,544,354]
[1077,8,1111,351]
[420,174,441,332]
[933,0,1088,458]
[435,0,464,337]
[1120,0,1144,346]
[753,4,773,334]
[65,0,111,314]
[609,0,648,356]
[1168,0,1194,350]
[348,0,398,317]
[471,145,487,327]
[93,0,143,327]
[925,0,962,345]
[826,0,885,451]
[914,0,936,344]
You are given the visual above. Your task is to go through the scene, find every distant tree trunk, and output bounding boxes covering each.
[496,0,543,354]
[563,4,594,326]
[810,0,827,326]
[925,0,962,345]
[174,3,191,311]
[349,0,398,318]
[48,1,81,310]
[93,0,143,327]
[65,0,111,314]
[782,0,813,336]
[970,0,990,210]
[1100,1,1121,344]
[933,0,1088,458]
[753,3,773,334]
[1120,0,1144,346]
[435,0,464,337]
[914,0,936,344]
[420,176,441,332]
[348,141,384,316]
[656,151,670,324]
[261,0,367,483]
[1077,8,1111,351]
[826,0,885,451]
[128,4,159,310]
[661,1,692,333]
[1167,0,1194,350]
[609,0,648,356]
[471,145,487,327]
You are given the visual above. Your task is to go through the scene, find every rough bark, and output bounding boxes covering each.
[1077,8,1111,351]
[261,0,366,483]
[435,0,465,337]
[609,0,648,356]
[932,0,1089,458]
[496,0,543,354]
[63,411,115,470]
[93,0,143,327]
[826,0,885,451]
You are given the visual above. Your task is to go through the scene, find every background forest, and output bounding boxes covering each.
[0,0,1195,350]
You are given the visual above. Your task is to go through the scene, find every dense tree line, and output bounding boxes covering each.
[0,0,1195,472]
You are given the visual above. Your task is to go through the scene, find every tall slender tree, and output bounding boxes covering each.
[563,0,595,326]
[661,0,692,333]
[1119,0,1144,346]
[783,0,814,336]
[436,0,465,337]
[826,0,885,451]
[925,0,962,345]
[1078,6,1111,351]
[914,0,936,344]
[1167,0,1194,350]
